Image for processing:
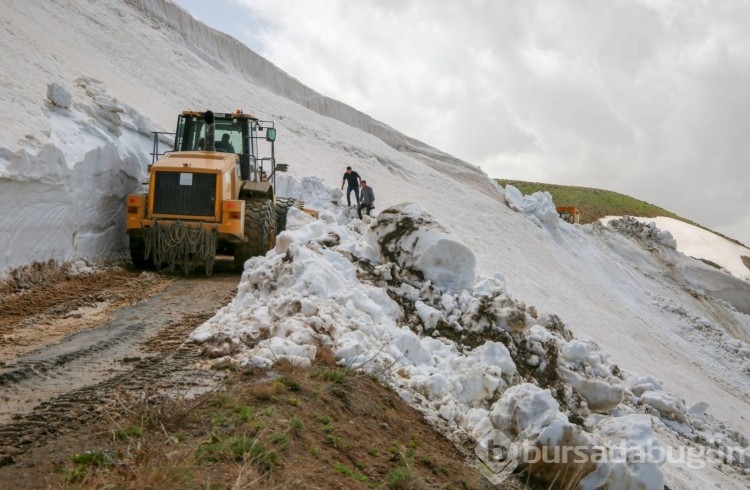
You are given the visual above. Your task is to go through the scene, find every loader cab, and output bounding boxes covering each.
[174,112,244,154]
[172,110,278,182]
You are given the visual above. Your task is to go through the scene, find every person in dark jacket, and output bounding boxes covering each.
[357,180,375,219]
[340,166,361,206]
[215,133,235,153]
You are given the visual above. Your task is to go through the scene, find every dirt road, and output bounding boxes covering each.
[0,262,240,467]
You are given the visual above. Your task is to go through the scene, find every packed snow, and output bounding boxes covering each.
[2,1,750,488]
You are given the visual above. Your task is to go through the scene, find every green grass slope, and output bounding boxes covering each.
[497,179,747,248]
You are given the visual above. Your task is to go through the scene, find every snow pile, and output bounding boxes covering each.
[504,185,560,230]
[603,216,750,282]
[608,216,677,250]
[191,177,750,488]
[600,216,750,315]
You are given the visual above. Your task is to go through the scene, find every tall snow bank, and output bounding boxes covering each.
[0,78,153,276]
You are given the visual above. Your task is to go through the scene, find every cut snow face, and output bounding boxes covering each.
[191,177,750,488]
[0,78,156,272]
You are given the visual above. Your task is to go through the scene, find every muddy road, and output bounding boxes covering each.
[0,262,240,467]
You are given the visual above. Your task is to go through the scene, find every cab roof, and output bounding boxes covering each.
[181,110,259,121]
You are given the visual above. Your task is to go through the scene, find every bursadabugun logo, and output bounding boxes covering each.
[475,429,519,485]
[474,429,736,485]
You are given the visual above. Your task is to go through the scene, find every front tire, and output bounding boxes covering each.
[234,198,276,270]
[274,197,299,233]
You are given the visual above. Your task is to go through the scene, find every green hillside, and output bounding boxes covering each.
[496,179,747,248]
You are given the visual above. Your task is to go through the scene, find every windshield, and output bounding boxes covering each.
[175,115,243,154]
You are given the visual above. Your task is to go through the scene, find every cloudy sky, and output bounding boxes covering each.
[172,0,750,246]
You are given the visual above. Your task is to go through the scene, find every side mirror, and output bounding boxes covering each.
[266,127,276,142]
[275,163,289,172]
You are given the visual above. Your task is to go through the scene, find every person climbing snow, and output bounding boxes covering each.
[340,166,361,206]
[357,180,375,219]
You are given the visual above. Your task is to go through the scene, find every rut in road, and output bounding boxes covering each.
[0,268,238,464]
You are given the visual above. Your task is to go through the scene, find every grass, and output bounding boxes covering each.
[113,425,142,440]
[35,350,496,489]
[289,416,304,431]
[497,178,748,247]
[387,465,412,489]
[333,462,369,482]
[69,451,110,467]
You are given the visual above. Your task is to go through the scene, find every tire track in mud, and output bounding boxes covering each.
[0,268,239,465]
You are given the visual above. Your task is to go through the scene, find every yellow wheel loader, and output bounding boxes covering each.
[556,206,581,224]
[126,110,289,274]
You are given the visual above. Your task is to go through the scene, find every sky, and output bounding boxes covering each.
[172,0,750,247]
[2,0,750,487]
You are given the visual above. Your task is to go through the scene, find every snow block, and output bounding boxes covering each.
[490,383,562,441]
[560,367,624,412]
[640,390,687,421]
[504,184,524,211]
[370,202,476,291]
[47,82,72,109]
[585,414,665,489]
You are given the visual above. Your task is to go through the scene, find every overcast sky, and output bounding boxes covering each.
[172,0,750,246]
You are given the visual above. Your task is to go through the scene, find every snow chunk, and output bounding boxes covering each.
[415,300,443,331]
[627,374,663,397]
[370,202,476,291]
[562,339,592,363]
[470,341,516,380]
[608,216,677,250]
[390,329,434,366]
[490,383,561,441]
[504,184,524,211]
[522,191,560,228]
[503,187,561,229]
[560,367,625,412]
[640,390,687,421]
[584,414,665,490]
[47,82,72,108]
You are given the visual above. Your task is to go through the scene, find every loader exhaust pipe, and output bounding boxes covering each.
[204,110,216,151]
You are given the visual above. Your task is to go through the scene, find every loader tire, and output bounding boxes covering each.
[129,235,153,269]
[274,197,299,233]
[234,197,276,270]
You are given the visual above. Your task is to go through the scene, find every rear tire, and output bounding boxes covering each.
[128,235,153,269]
[234,198,276,270]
